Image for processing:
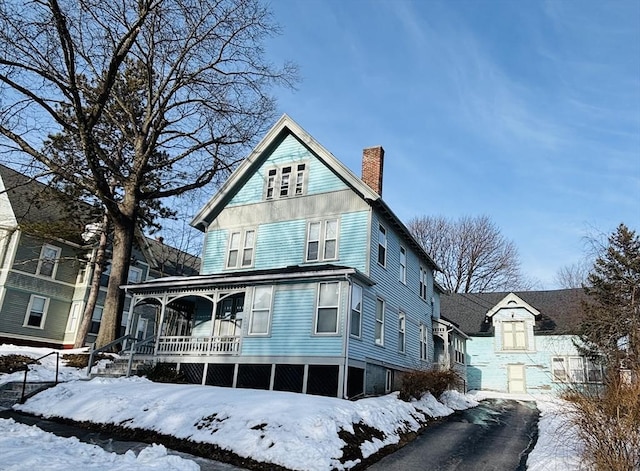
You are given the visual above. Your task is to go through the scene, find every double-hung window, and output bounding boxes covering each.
[90,306,103,334]
[399,247,407,284]
[249,286,273,335]
[375,298,385,345]
[454,337,465,364]
[350,283,362,337]
[227,229,256,269]
[316,282,340,334]
[420,324,428,361]
[265,163,307,200]
[552,356,603,383]
[377,225,387,267]
[306,219,338,262]
[24,295,49,328]
[502,321,526,350]
[37,244,61,278]
[398,311,406,353]
[419,266,428,300]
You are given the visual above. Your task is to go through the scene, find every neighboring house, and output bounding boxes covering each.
[441,289,602,394]
[123,114,454,398]
[0,164,199,348]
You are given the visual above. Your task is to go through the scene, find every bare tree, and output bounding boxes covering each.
[408,215,526,293]
[0,0,297,347]
[554,261,591,289]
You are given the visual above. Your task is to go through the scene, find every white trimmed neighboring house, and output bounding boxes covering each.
[0,164,199,349]
[440,289,603,394]
[121,115,465,398]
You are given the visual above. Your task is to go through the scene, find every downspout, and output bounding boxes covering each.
[342,275,352,399]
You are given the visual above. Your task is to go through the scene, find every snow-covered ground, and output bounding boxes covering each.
[1,345,583,471]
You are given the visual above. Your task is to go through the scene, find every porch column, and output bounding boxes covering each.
[154,295,168,355]
[124,295,137,338]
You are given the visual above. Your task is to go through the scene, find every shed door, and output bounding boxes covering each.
[507,364,526,393]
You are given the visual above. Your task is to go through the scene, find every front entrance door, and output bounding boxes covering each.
[507,364,526,393]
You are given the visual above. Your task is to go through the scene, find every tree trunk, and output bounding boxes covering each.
[95,212,136,349]
[74,212,110,348]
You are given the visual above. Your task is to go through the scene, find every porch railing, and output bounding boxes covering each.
[156,335,241,355]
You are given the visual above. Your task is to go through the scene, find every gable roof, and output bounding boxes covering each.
[440,288,589,336]
[0,164,94,245]
[485,292,540,318]
[190,114,440,271]
[141,236,201,277]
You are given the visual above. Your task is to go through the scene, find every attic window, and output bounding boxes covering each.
[264,163,307,200]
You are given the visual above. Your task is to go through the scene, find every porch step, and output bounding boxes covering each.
[91,358,153,378]
[0,381,57,410]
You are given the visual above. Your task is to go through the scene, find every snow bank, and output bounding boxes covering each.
[16,377,465,471]
[0,418,199,471]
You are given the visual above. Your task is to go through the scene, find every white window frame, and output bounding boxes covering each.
[375,298,385,346]
[552,356,603,383]
[127,266,143,284]
[350,283,362,338]
[266,168,277,199]
[24,295,49,329]
[454,336,465,364]
[377,225,387,267]
[226,229,256,269]
[420,323,429,361]
[419,266,428,300]
[398,311,406,353]
[36,244,61,278]
[294,163,306,195]
[279,165,292,197]
[502,321,527,350]
[65,301,82,333]
[306,219,339,262]
[399,246,407,284]
[264,163,308,200]
[315,282,340,335]
[249,286,273,336]
[385,369,393,393]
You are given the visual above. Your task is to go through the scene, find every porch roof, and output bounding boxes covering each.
[121,264,375,294]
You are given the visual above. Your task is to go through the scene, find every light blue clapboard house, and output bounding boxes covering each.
[123,115,465,398]
[441,289,603,394]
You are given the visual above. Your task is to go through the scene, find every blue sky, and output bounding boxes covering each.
[264,0,640,288]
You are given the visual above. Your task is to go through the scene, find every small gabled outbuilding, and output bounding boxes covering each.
[441,289,601,394]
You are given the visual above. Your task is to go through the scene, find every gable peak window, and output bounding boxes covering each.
[265,163,307,200]
[37,244,61,278]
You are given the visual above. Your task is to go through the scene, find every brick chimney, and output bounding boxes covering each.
[362,146,385,196]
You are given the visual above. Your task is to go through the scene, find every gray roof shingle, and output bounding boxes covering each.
[440,288,588,336]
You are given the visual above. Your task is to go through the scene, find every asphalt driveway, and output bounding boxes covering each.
[367,399,539,471]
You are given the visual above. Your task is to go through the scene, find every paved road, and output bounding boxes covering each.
[0,409,244,471]
[367,399,539,471]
